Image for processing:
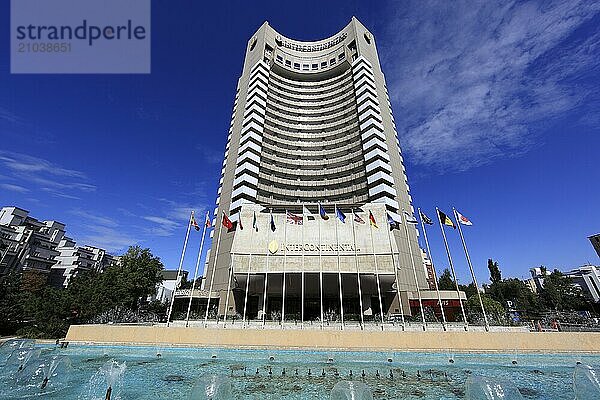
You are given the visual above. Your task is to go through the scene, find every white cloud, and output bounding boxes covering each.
[0,151,95,196]
[79,226,138,254]
[70,209,118,228]
[0,183,29,193]
[381,0,600,171]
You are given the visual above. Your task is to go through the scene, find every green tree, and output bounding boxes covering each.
[539,269,587,311]
[466,294,507,325]
[488,259,501,284]
[0,272,25,335]
[438,268,455,290]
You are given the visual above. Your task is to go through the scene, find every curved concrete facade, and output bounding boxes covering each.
[201,18,425,325]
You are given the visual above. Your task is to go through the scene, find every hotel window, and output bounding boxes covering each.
[276,54,283,63]
[312,63,318,70]
[321,61,327,68]
[302,64,309,70]
[330,58,336,65]
[285,60,291,67]
[338,53,345,60]
[293,63,300,70]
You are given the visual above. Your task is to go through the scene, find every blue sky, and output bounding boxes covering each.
[0,1,599,284]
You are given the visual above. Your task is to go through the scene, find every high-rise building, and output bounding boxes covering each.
[589,233,600,258]
[203,18,434,324]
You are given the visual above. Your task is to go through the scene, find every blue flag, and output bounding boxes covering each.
[388,214,400,230]
[319,204,329,220]
[270,213,276,231]
[336,207,346,223]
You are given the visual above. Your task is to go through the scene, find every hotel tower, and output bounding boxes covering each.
[202,18,434,326]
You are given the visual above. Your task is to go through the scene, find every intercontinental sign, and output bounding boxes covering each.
[271,241,361,253]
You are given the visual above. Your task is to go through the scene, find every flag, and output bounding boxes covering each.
[335,207,346,223]
[368,211,378,228]
[205,212,212,228]
[319,204,329,220]
[353,210,365,224]
[455,210,473,226]
[252,211,258,232]
[270,212,276,232]
[286,211,303,225]
[420,211,433,225]
[403,211,418,224]
[222,213,233,230]
[237,211,244,230]
[437,210,455,229]
[388,214,400,230]
[303,206,315,221]
[190,213,200,231]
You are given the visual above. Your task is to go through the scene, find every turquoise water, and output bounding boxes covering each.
[1,340,599,399]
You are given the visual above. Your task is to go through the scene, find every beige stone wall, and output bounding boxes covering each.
[232,203,399,275]
[66,325,600,353]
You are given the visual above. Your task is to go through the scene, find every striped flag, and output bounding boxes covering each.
[353,210,365,224]
[205,212,212,228]
[437,210,455,229]
[369,211,378,228]
[286,211,303,225]
[303,205,315,221]
[403,211,418,224]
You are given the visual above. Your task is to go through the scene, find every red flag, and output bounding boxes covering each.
[222,213,233,230]
[205,212,212,228]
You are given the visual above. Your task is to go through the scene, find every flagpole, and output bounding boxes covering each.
[351,209,364,330]
[281,210,288,328]
[403,209,427,331]
[334,205,344,330]
[242,250,251,327]
[262,209,273,327]
[242,212,254,327]
[453,208,489,332]
[368,211,385,329]
[436,207,468,330]
[318,204,324,329]
[386,219,405,330]
[204,212,224,327]
[167,210,194,327]
[185,212,209,327]
[301,206,305,329]
[418,208,447,331]
[223,252,235,325]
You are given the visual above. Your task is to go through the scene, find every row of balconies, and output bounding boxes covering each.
[268,80,355,103]
[256,181,369,199]
[264,113,356,133]
[267,94,356,118]
[265,103,356,126]
[260,149,364,169]
[259,160,365,178]
[256,191,369,205]
[261,132,361,153]
[268,71,353,94]
[269,64,351,88]
[267,89,355,110]
[258,170,367,189]
[262,121,359,141]
[260,139,363,160]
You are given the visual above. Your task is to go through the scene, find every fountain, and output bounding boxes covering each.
[329,381,373,400]
[573,364,600,399]
[189,374,232,400]
[465,375,524,399]
[102,360,127,399]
